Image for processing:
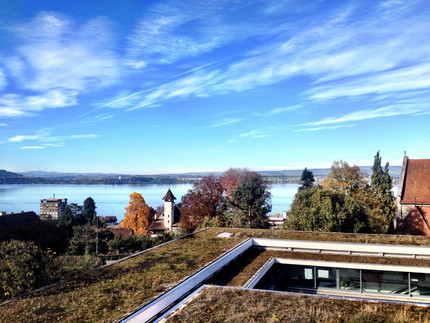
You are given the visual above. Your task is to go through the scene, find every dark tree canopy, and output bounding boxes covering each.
[0,240,45,299]
[83,197,97,225]
[283,185,369,233]
[285,159,393,234]
[299,167,315,190]
[180,175,225,232]
[370,151,395,233]
[227,173,271,229]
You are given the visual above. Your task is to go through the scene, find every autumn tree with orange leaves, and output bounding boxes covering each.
[121,192,153,235]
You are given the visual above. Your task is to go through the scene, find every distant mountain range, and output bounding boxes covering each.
[0,166,402,185]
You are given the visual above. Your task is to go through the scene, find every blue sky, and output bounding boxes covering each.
[0,0,429,174]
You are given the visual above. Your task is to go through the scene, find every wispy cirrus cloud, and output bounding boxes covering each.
[295,103,429,132]
[302,104,427,128]
[124,2,430,111]
[309,63,430,101]
[1,12,125,118]
[7,130,100,147]
[21,146,45,150]
[8,135,41,142]
[295,124,356,132]
[228,129,271,143]
[203,118,242,128]
[126,1,270,67]
[0,69,7,90]
[253,105,301,117]
[7,13,122,92]
[0,89,78,118]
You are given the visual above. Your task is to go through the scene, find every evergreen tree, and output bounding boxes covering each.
[371,151,395,233]
[227,174,271,228]
[83,197,97,225]
[58,205,75,227]
[299,167,315,190]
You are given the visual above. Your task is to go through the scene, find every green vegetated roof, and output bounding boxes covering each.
[165,286,430,323]
[2,228,430,322]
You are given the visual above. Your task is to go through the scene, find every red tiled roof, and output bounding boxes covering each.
[147,219,166,231]
[107,227,134,239]
[401,159,430,204]
[162,189,176,201]
[395,206,430,236]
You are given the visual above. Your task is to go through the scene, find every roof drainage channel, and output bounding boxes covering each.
[122,238,254,323]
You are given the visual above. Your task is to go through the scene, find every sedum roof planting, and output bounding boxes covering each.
[2,228,430,322]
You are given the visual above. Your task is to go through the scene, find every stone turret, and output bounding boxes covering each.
[162,189,176,231]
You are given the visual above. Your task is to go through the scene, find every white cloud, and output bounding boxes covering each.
[8,13,122,92]
[21,146,45,150]
[204,118,242,128]
[253,105,301,117]
[9,135,41,142]
[126,2,430,107]
[0,106,31,117]
[0,13,126,120]
[0,89,77,118]
[68,134,100,139]
[7,131,99,146]
[309,63,430,101]
[0,68,7,90]
[301,104,427,128]
[229,129,271,143]
[126,1,240,65]
[295,124,356,132]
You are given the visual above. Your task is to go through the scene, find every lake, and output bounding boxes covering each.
[0,183,300,222]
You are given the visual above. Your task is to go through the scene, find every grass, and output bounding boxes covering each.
[0,229,245,322]
[166,286,430,322]
[2,228,430,322]
[208,248,430,287]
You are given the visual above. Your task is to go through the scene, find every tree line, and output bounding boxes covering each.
[283,151,396,234]
[119,168,272,234]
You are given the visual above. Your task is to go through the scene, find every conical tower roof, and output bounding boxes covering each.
[162,188,176,201]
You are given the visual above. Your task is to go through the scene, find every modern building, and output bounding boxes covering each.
[267,211,287,228]
[147,189,181,234]
[395,153,430,235]
[3,228,430,322]
[40,197,68,219]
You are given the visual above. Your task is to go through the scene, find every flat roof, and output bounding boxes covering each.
[2,228,430,322]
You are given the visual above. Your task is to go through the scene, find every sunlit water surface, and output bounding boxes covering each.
[0,183,300,222]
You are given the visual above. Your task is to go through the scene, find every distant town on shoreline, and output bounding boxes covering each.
[0,166,402,185]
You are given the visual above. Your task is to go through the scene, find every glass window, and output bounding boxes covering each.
[316,267,336,289]
[362,270,409,294]
[339,268,360,291]
[411,273,430,296]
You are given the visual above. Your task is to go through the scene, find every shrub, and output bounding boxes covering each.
[0,240,45,300]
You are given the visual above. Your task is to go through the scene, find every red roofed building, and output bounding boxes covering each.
[107,227,134,240]
[147,189,181,235]
[395,153,430,235]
